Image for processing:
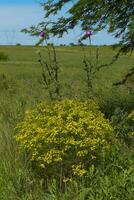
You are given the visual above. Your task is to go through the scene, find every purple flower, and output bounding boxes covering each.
[39,31,45,38]
[86,30,93,37]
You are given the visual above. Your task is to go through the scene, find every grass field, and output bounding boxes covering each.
[0,45,133,81]
[0,45,133,111]
[0,45,134,200]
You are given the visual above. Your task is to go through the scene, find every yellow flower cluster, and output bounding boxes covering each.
[15,99,113,178]
[72,163,86,177]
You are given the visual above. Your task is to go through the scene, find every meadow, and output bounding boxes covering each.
[0,45,134,200]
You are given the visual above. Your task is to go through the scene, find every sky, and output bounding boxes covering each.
[0,0,120,45]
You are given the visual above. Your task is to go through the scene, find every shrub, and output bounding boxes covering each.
[128,110,134,141]
[16,43,21,46]
[15,99,113,180]
[0,52,8,61]
[112,108,134,146]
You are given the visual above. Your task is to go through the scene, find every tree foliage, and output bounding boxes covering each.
[22,0,134,87]
[23,0,134,52]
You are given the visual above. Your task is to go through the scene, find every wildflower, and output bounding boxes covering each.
[15,99,113,179]
[86,30,93,37]
[39,31,45,38]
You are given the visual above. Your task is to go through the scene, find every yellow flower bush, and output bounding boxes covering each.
[15,99,113,178]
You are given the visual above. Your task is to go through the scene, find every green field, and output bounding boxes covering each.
[0,45,134,200]
[0,45,133,82]
[0,45,133,111]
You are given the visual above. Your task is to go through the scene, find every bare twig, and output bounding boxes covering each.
[113,66,134,86]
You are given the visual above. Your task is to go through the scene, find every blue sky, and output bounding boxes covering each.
[0,0,39,5]
[0,0,120,45]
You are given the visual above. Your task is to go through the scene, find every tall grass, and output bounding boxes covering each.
[0,46,133,199]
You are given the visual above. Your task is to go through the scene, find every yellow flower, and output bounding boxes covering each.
[15,99,113,179]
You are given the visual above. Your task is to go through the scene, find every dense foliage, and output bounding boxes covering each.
[0,46,133,199]
[128,110,134,140]
[16,99,113,179]
[23,0,134,52]
[112,108,134,146]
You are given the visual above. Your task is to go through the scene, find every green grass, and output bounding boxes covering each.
[0,45,133,111]
[0,45,133,199]
[0,45,133,81]
[0,46,134,95]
